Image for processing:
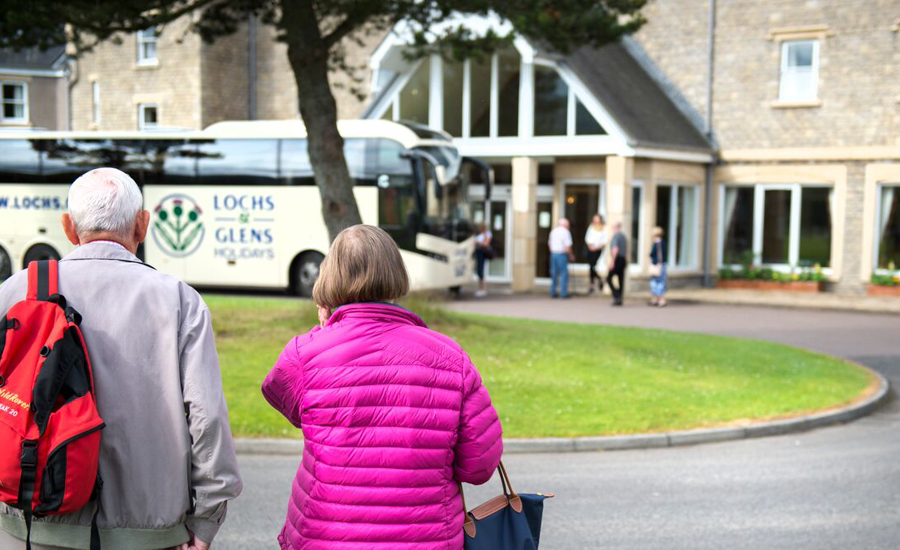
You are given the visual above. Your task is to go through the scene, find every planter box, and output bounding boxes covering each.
[716,279,824,293]
[867,284,900,297]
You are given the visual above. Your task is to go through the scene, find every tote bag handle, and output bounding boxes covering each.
[459,461,523,538]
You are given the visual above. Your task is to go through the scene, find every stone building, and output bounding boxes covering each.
[362,2,900,294]
[68,17,381,131]
[0,45,69,130]
[17,1,900,294]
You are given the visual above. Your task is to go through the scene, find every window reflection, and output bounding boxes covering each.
[497,48,520,137]
[400,58,430,124]
[442,60,464,137]
[470,57,491,137]
[534,66,568,136]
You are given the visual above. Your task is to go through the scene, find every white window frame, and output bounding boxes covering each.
[873,183,900,273]
[718,183,834,271]
[138,103,158,130]
[91,81,101,125]
[137,27,159,66]
[657,183,701,271]
[0,80,29,124]
[779,39,819,102]
[373,49,608,141]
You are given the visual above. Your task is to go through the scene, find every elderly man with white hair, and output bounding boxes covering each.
[0,168,242,550]
[548,217,575,299]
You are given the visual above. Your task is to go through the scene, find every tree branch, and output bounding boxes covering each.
[321,13,365,49]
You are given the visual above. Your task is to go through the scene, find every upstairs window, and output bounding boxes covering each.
[137,27,159,65]
[1,82,28,124]
[138,103,158,130]
[779,40,818,101]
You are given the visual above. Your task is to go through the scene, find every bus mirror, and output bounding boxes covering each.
[434,165,447,185]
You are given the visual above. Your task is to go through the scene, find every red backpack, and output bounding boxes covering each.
[0,260,105,550]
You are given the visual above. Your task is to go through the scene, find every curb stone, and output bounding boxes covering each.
[235,368,889,456]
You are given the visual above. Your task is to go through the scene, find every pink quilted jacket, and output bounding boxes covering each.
[261,302,503,549]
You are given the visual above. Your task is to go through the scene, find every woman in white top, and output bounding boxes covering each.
[584,214,607,293]
[474,222,493,297]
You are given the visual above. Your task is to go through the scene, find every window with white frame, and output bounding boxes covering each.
[876,185,900,270]
[779,40,818,101]
[720,184,833,268]
[1,81,28,123]
[630,183,643,266]
[137,27,159,64]
[138,103,158,130]
[381,50,605,139]
[91,81,101,125]
[656,184,699,268]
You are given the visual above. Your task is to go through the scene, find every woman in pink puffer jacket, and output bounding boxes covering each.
[262,225,503,549]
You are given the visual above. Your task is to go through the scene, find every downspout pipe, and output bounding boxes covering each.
[702,0,716,287]
[248,13,257,120]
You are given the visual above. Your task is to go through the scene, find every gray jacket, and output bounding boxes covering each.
[0,242,242,549]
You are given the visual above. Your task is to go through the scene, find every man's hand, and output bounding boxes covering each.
[175,530,210,550]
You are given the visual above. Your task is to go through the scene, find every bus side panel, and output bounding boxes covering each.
[0,184,73,273]
[275,186,379,288]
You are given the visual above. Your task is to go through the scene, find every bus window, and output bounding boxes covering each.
[197,139,279,185]
[0,140,41,183]
[142,140,198,185]
[38,139,145,184]
[280,139,313,186]
[420,157,473,243]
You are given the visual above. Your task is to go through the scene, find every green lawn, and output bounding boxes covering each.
[207,294,874,439]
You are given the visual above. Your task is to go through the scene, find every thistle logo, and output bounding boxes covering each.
[151,194,205,257]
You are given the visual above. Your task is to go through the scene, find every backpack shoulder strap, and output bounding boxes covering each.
[26,260,59,302]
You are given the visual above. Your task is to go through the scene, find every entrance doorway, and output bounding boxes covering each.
[562,181,605,263]
[472,196,511,281]
[536,201,552,278]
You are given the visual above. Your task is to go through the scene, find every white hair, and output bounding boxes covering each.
[68,168,143,238]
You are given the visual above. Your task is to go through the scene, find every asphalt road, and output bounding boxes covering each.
[216,296,900,549]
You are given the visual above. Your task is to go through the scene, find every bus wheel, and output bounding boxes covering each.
[23,244,61,268]
[0,246,11,281]
[292,252,324,298]
[448,286,462,299]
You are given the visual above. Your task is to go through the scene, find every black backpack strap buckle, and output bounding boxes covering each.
[20,440,38,469]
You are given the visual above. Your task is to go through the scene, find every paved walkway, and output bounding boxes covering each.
[216,295,900,549]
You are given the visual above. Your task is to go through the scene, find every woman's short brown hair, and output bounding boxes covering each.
[312,225,410,309]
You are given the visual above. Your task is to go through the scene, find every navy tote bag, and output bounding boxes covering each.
[460,462,553,550]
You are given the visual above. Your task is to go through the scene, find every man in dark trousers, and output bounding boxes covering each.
[606,221,628,306]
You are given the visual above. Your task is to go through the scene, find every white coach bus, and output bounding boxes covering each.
[0,120,490,296]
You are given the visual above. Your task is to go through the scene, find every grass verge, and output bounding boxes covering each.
[207,294,874,439]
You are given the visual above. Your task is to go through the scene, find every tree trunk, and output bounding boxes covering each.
[281,0,362,243]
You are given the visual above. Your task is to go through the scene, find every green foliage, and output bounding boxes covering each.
[206,294,872,439]
[870,267,900,287]
[719,251,826,283]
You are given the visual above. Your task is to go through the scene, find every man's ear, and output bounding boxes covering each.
[61,214,80,246]
[134,210,150,245]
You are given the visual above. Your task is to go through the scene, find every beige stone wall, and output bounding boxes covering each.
[634,0,711,123]
[71,17,202,130]
[636,0,900,150]
[254,24,387,121]
[201,24,250,126]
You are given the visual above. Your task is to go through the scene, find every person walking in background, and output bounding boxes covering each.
[549,218,576,299]
[649,226,668,307]
[0,168,242,550]
[584,214,607,294]
[474,221,493,297]
[606,221,628,306]
[262,225,502,550]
